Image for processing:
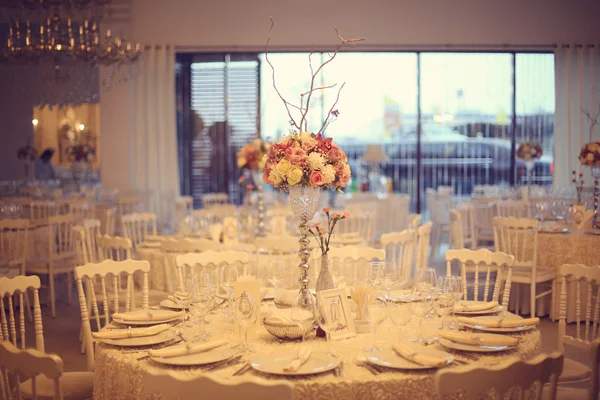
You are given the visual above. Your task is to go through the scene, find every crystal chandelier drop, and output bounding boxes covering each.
[0,0,143,107]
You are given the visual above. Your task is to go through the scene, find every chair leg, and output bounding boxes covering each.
[67,272,73,305]
[80,324,86,354]
[49,272,56,318]
[23,290,33,322]
[530,282,536,317]
[515,283,520,316]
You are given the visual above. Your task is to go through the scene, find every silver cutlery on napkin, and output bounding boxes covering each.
[202,355,243,372]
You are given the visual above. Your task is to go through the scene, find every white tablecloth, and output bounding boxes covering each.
[93,306,541,400]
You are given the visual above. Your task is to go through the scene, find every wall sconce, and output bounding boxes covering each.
[78,123,85,132]
[32,119,39,127]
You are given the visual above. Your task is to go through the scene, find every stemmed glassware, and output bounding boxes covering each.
[434,277,456,330]
[316,298,340,355]
[410,284,434,343]
[220,264,239,320]
[366,289,388,351]
[291,292,317,343]
[389,295,412,342]
[267,260,285,294]
[381,262,399,296]
[415,268,437,290]
[446,276,463,329]
[172,279,192,327]
[233,291,258,352]
[367,261,384,289]
[188,273,214,341]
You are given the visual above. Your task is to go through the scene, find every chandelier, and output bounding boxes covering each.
[0,0,143,107]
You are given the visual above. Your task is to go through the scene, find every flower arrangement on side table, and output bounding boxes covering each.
[517,141,543,198]
[17,144,37,180]
[579,141,600,229]
[66,144,95,191]
[309,208,349,292]
[237,139,271,236]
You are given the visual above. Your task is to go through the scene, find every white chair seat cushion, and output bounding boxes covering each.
[558,358,591,384]
[20,371,94,400]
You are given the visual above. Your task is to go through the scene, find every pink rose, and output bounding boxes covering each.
[286,146,306,164]
[309,171,325,187]
[328,147,343,163]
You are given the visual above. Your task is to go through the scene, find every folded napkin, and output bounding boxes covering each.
[283,345,312,372]
[392,342,449,367]
[92,324,170,340]
[454,301,499,312]
[149,339,228,358]
[439,331,519,347]
[274,290,298,307]
[458,316,540,328]
[112,310,184,322]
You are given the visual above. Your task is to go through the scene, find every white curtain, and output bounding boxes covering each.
[554,45,600,187]
[131,45,179,228]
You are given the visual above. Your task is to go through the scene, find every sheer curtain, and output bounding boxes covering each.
[554,45,600,186]
[131,45,179,228]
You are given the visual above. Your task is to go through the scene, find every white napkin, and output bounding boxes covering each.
[209,224,223,242]
[283,345,312,372]
[454,301,499,312]
[439,331,519,347]
[93,324,170,339]
[458,316,539,328]
[112,309,184,322]
[149,339,228,358]
[274,290,298,307]
[392,342,449,367]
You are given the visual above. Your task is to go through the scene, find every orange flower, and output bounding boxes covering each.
[343,211,350,218]
[323,207,331,213]
[312,223,320,229]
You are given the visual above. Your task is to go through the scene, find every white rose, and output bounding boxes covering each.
[269,169,283,185]
[321,164,335,184]
[306,152,325,171]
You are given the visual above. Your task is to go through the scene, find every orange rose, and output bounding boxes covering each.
[309,171,325,187]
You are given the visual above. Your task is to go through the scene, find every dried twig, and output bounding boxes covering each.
[582,104,600,142]
[320,82,346,133]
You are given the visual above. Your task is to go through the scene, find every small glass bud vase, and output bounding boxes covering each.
[316,253,335,293]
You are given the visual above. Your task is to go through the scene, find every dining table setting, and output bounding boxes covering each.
[90,266,542,400]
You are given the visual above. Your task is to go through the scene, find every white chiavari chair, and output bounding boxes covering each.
[416,221,432,270]
[428,191,453,258]
[494,217,555,317]
[497,200,532,218]
[0,275,43,351]
[328,245,386,289]
[435,352,563,400]
[120,212,158,253]
[556,264,600,387]
[97,235,132,261]
[142,368,294,400]
[453,202,475,249]
[23,200,58,221]
[201,193,228,208]
[101,206,117,236]
[82,219,101,264]
[471,200,497,247]
[333,208,375,244]
[445,248,515,307]
[26,214,76,318]
[408,213,421,230]
[0,218,29,278]
[388,194,411,233]
[380,231,415,289]
[76,259,150,371]
[175,251,251,294]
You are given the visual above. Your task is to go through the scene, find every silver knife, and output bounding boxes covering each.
[232,362,252,376]
[203,355,243,372]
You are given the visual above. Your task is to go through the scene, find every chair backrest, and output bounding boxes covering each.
[388,194,411,233]
[24,200,57,221]
[445,248,515,307]
[435,352,563,400]
[408,213,421,230]
[416,222,432,270]
[47,214,76,259]
[428,192,453,224]
[66,199,95,224]
[175,251,250,292]
[0,341,64,400]
[0,219,29,276]
[201,193,229,208]
[142,368,294,400]
[558,264,600,353]
[497,200,531,219]
[449,210,465,249]
[472,200,498,231]
[380,230,416,288]
[82,219,101,263]
[0,275,44,351]
[75,259,150,371]
[493,217,538,268]
[121,212,157,251]
[102,207,117,236]
[96,235,133,261]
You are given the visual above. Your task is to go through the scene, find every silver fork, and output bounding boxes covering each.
[356,355,380,375]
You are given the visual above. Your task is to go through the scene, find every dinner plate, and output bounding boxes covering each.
[539,227,570,234]
[438,337,515,353]
[366,346,454,370]
[150,347,236,366]
[159,299,184,310]
[461,315,536,333]
[250,351,339,376]
[112,310,184,326]
[100,329,176,347]
[140,241,162,248]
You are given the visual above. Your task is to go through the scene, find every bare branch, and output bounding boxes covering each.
[265,17,300,131]
[318,82,346,134]
[299,28,365,131]
[300,84,338,99]
[582,105,600,142]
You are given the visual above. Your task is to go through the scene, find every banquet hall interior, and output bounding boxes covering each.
[0,0,599,399]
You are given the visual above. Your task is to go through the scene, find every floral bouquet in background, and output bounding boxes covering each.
[579,141,600,167]
[263,132,351,191]
[309,208,349,256]
[66,144,95,163]
[516,141,543,161]
[17,144,37,161]
[237,139,271,171]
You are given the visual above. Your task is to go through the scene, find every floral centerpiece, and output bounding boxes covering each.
[260,18,363,300]
[237,139,271,172]
[516,141,543,162]
[17,144,37,180]
[579,141,600,229]
[66,144,95,163]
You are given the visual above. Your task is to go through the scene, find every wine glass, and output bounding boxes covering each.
[172,279,191,326]
[233,291,258,352]
[291,291,317,343]
[367,261,384,289]
[381,262,399,298]
[316,298,340,355]
[389,295,412,341]
[330,258,346,288]
[191,268,214,331]
[434,277,456,330]
[447,276,463,329]
[410,284,434,343]
[220,264,239,320]
[189,285,214,341]
[267,260,285,292]
[415,268,437,290]
[366,289,388,351]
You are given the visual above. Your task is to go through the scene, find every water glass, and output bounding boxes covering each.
[389,296,412,341]
[316,298,341,355]
[189,286,214,341]
[367,261,384,288]
[366,289,388,350]
[267,260,285,291]
[434,279,455,330]
[410,285,434,343]
[415,268,437,290]
[233,291,258,352]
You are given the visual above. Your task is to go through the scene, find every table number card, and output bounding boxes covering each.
[234,275,261,335]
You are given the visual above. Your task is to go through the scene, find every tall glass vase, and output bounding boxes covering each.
[251,171,266,237]
[289,186,320,296]
[71,161,87,193]
[525,160,535,200]
[592,166,600,229]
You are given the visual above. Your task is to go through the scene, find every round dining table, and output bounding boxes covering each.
[92,305,541,400]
